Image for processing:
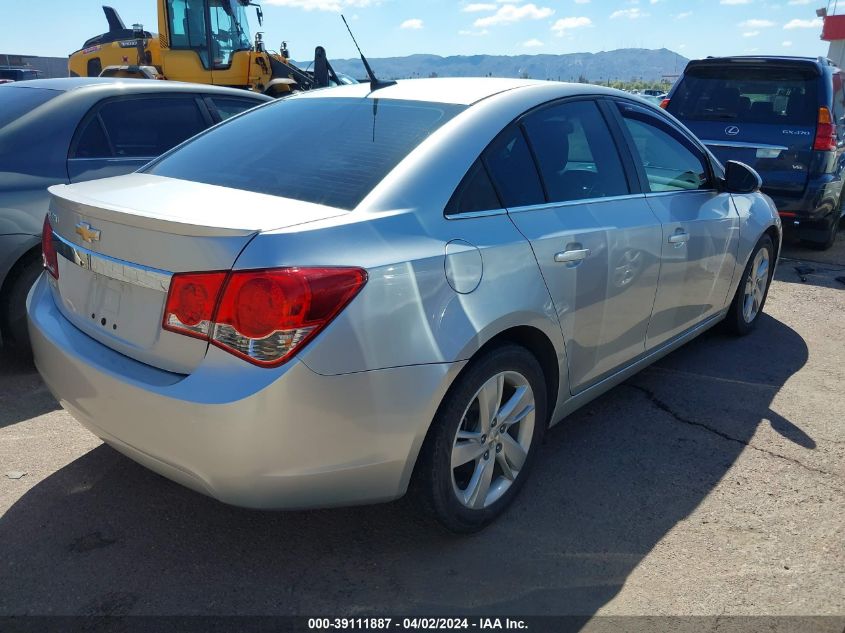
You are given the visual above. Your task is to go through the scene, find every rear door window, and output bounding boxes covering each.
[89,96,208,158]
[617,102,711,193]
[668,65,819,125]
[146,97,465,210]
[522,99,630,202]
[207,96,263,122]
[445,159,502,215]
[482,126,545,208]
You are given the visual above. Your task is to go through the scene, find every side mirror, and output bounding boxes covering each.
[723,160,762,194]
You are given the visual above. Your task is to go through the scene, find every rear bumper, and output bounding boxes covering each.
[766,175,842,221]
[27,274,462,509]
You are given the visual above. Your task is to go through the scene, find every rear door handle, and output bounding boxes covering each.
[554,248,591,263]
[668,231,690,245]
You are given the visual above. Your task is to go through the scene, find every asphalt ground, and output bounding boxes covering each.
[0,227,843,620]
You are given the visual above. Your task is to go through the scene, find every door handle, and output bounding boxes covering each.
[554,248,591,263]
[668,231,690,245]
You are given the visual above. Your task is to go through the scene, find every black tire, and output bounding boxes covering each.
[412,344,548,533]
[725,235,775,336]
[0,255,42,355]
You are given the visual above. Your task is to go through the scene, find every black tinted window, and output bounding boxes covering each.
[147,97,465,210]
[618,103,710,193]
[98,97,207,158]
[0,87,61,129]
[522,100,629,202]
[74,117,111,158]
[210,97,262,121]
[446,160,501,215]
[668,66,818,125]
[483,127,545,208]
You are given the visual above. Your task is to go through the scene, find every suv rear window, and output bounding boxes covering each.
[146,97,465,210]
[0,86,61,129]
[668,65,819,125]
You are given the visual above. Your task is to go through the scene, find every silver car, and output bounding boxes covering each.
[28,78,781,532]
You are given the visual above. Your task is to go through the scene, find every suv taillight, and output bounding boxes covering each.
[659,98,670,109]
[41,215,58,279]
[163,267,367,367]
[814,106,837,151]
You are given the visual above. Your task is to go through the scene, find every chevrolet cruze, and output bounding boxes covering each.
[28,79,781,532]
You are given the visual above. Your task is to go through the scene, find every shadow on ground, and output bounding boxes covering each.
[0,346,59,429]
[0,315,810,616]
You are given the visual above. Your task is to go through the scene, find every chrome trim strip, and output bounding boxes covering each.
[701,140,788,151]
[444,208,508,220]
[52,231,172,292]
[506,193,647,214]
[644,189,718,199]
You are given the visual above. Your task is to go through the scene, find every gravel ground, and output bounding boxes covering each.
[0,233,843,620]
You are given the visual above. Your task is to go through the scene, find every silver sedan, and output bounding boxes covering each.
[28,78,781,532]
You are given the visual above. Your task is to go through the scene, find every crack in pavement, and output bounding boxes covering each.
[625,383,843,487]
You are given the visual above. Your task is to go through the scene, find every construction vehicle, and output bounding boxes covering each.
[68,1,343,96]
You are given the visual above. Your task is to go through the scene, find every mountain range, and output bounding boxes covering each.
[296,48,689,83]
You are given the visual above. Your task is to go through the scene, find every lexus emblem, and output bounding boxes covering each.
[725,125,740,136]
[75,222,101,244]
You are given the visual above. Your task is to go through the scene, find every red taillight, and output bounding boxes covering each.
[814,106,837,151]
[41,215,58,279]
[162,267,367,367]
[659,98,670,109]
[162,271,228,340]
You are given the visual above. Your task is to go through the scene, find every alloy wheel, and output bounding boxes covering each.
[450,371,536,509]
[742,247,770,323]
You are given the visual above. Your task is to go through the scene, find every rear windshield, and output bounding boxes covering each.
[146,97,466,210]
[668,65,819,125]
[0,86,61,129]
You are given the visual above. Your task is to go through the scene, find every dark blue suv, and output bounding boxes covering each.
[665,56,845,249]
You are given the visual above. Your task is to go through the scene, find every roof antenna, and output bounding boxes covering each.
[341,15,396,91]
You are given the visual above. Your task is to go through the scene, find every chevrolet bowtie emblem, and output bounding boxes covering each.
[75,222,101,244]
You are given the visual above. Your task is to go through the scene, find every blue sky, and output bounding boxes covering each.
[1,0,830,61]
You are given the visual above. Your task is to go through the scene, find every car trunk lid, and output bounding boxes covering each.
[46,173,346,374]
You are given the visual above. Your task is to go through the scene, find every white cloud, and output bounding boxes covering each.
[782,40,793,46]
[784,17,823,29]
[720,0,751,4]
[551,16,592,36]
[462,3,496,12]
[263,0,373,11]
[523,38,544,47]
[741,19,775,28]
[400,18,423,29]
[458,28,490,36]
[675,11,692,19]
[787,0,812,4]
[474,3,554,27]
[574,0,591,3]
[743,30,760,37]
[610,7,648,19]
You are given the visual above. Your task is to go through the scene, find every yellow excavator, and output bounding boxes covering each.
[68,1,342,96]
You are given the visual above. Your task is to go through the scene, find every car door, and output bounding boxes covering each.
[67,94,211,183]
[611,100,740,349]
[500,98,663,393]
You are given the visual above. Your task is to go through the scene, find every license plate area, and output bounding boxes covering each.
[52,233,172,350]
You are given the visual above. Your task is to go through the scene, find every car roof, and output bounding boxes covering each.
[293,77,547,106]
[685,55,836,75]
[1,77,272,99]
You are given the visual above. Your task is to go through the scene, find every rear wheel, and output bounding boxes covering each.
[725,235,774,336]
[413,345,547,533]
[0,254,42,355]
